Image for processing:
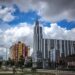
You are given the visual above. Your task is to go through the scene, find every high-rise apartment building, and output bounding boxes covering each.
[10,41,29,62]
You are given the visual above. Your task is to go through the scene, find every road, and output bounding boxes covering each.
[37,69,75,75]
[0,68,75,75]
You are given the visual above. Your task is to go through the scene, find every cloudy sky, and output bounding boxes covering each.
[0,0,75,58]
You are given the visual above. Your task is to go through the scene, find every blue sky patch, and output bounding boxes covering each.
[1,5,75,30]
[8,5,41,26]
[57,20,75,30]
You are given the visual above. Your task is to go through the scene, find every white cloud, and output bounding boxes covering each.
[0,22,75,56]
[0,6,15,22]
[4,23,33,47]
[43,23,75,40]
[3,13,15,22]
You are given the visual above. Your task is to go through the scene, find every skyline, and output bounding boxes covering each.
[0,0,75,58]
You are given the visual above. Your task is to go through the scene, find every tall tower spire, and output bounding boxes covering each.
[35,17,39,26]
[33,19,43,68]
[35,20,39,26]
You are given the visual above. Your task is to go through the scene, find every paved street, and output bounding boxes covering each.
[37,69,75,75]
[0,68,75,75]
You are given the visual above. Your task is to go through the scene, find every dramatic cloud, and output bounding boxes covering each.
[0,0,75,58]
[0,0,75,22]
[12,0,75,22]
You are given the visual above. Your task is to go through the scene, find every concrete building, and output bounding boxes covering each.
[33,20,43,68]
[0,56,3,61]
[49,49,60,68]
[33,20,75,68]
[10,41,29,62]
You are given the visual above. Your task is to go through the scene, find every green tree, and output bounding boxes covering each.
[18,55,25,72]
[7,58,14,66]
[25,57,32,68]
[0,61,2,68]
[18,55,25,67]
